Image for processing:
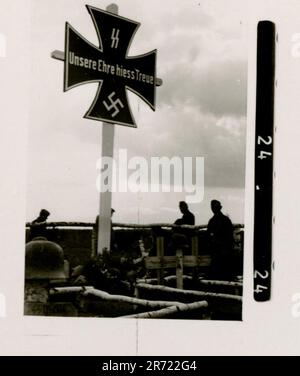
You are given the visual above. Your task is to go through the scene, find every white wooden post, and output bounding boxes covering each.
[98,122,115,254]
[97,3,118,255]
[176,248,184,289]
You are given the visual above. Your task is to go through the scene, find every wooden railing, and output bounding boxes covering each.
[25,223,244,278]
[26,222,244,230]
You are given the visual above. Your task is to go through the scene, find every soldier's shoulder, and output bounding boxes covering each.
[223,214,233,224]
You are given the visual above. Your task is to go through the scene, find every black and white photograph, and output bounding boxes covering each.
[24,0,247,320]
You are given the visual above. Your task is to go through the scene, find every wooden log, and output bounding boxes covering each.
[50,286,94,295]
[136,275,193,285]
[181,255,198,267]
[26,222,94,228]
[136,283,242,302]
[136,277,158,284]
[191,236,199,256]
[26,222,244,230]
[198,255,211,267]
[176,249,183,289]
[165,275,193,283]
[84,288,187,309]
[136,276,242,297]
[113,223,207,230]
[145,255,198,270]
[156,236,164,285]
[199,280,243,288]
[119,300,208,319]
[137,276,243,288]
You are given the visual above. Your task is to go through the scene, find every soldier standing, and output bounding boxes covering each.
[207,200,234,280]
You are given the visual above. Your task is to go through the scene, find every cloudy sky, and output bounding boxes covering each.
[26,0,247,225]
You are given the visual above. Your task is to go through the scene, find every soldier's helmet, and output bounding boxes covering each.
[25,237,67,280]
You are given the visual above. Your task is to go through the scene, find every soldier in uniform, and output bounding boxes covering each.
[207,200,234,280]
[166,201,195,256]
[29,209,50,240]
[174,201,195,225]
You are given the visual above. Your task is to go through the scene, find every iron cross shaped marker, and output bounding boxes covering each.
[64,5,157,127]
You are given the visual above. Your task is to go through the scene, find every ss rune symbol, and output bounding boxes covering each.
[64,5,157,127]
[111,28,120,49]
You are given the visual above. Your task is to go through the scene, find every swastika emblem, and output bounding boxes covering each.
[103,92,124,117]
[64,5,157,127]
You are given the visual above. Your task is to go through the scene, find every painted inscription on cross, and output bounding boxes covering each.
[64,5,157,127]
